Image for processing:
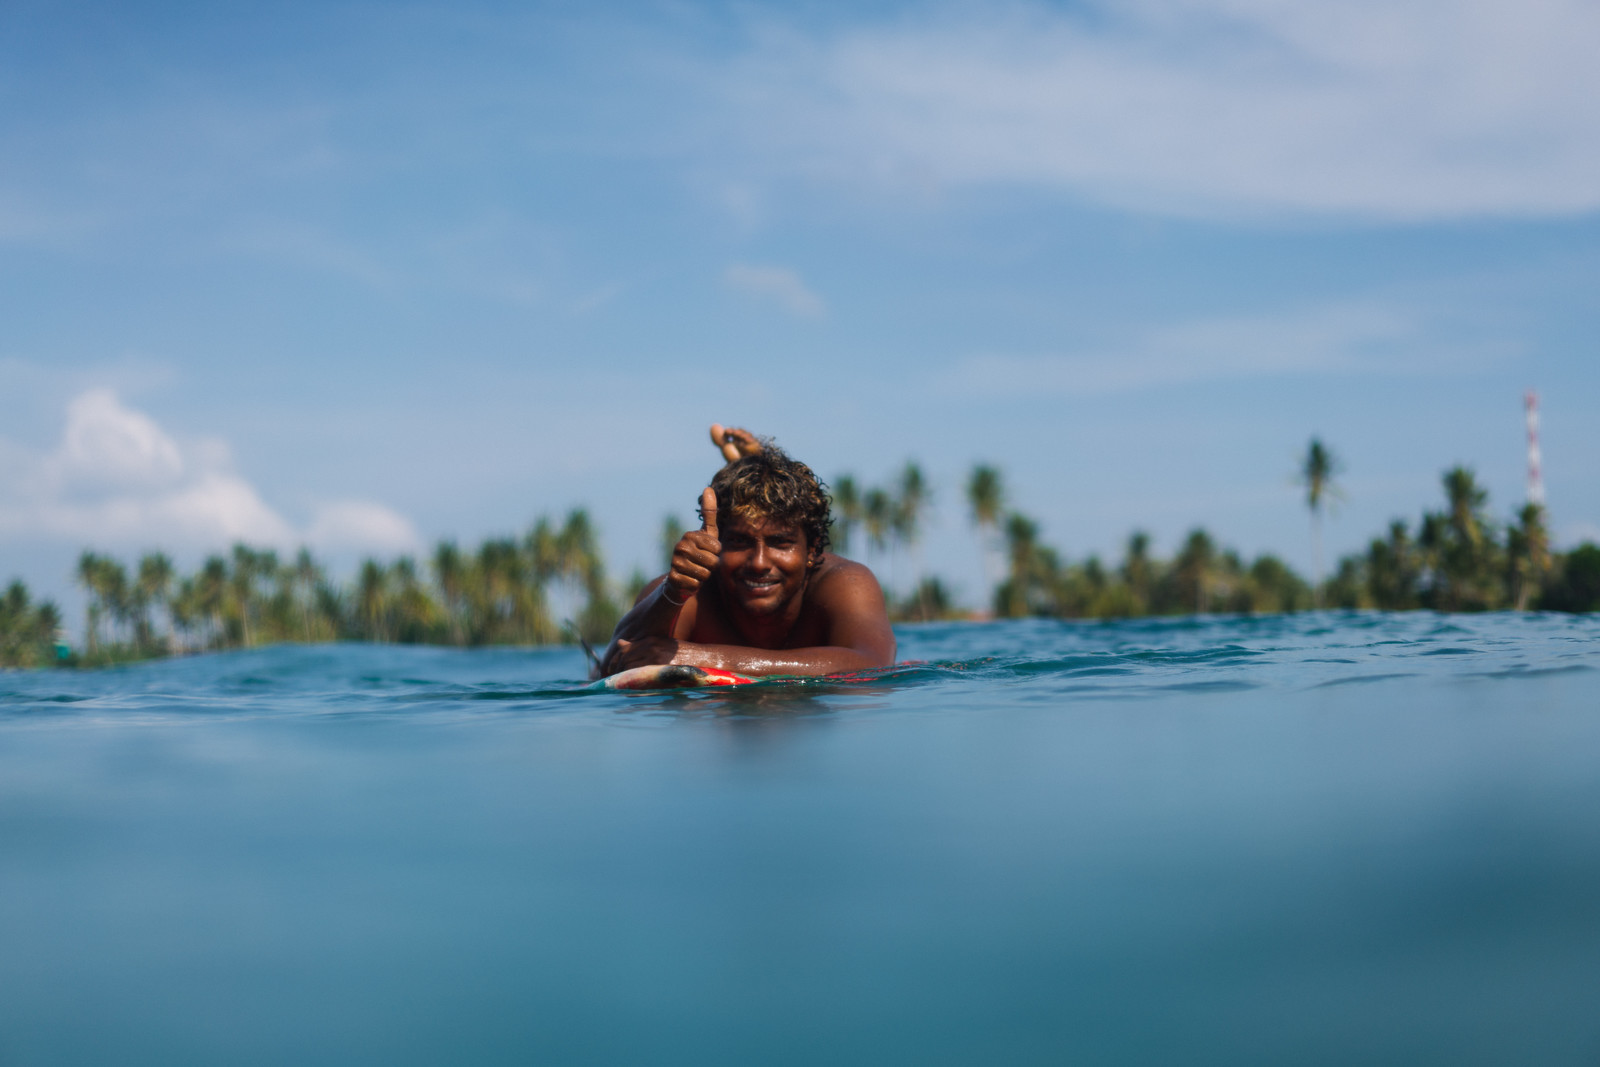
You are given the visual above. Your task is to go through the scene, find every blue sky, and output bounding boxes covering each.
[3,0,1598,613]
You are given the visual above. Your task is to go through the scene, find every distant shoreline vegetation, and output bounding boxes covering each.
[834,456,1598,623]
[3,456,1598,670]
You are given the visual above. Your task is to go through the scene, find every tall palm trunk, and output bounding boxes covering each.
[1312,512,1324,609]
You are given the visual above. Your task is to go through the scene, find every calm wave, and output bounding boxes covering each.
[3,613,1599,1064]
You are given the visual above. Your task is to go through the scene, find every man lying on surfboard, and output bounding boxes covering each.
[598,425,896,679]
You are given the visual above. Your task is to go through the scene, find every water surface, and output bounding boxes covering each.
[3,613,1599,1065]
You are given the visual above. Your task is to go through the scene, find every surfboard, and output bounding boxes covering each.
[598,664,756,690]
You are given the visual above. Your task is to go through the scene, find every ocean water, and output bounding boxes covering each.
[3,612,1600,1065]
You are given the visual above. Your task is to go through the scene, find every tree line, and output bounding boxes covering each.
[822,459,1313,619]
[1,510,621,668]
[927,443,1598,621]
[4,444,1598,669]
[0,581,65,668]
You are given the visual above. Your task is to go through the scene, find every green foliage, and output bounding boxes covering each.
[659,514,685,574]
[18,454,1599,670]
[0,580,65,668]
[966,465,1004,530]
[834,465,936,605]
[1322,470,1582,613]
[893,577,957,622]
[830,476,860,555]
[48,511,622,667]
[1539,544,1600,613]
[992,519,1312,620]
[966,464,1005,606]
[1298,438,1342,515]
[1297,437,1343,604]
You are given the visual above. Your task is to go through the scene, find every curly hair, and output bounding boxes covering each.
[708,445,832,564]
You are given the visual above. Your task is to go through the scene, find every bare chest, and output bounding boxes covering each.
[687,589,830,649]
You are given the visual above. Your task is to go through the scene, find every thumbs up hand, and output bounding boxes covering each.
[663,487,721,606]
[698,485,718,539]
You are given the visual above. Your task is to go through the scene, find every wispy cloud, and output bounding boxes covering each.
[724,262,826,317]
[723,0,1600,220]
[0,390,419,555]
[572,281,623,316]
[224,221,395,288]
[937,302,1497,397]
[0,192,97,247]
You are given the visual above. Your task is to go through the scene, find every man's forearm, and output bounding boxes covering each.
[601,585,683,669]
[673,642,887,677]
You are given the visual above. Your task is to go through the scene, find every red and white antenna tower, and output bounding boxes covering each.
[1525,390,1545,507]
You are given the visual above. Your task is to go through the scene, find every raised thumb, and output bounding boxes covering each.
[700,487,718,537]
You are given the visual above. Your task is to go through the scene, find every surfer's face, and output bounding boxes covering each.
[715,511,809,617]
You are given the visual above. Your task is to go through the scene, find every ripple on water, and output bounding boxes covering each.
[0,612,1594,718]
[3,612,1600,1065]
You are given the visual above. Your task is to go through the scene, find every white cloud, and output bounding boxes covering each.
[0,390,418,555]
[225,221,394,288]
[155,471,297,546]
[55,389,185,490]
[726,0,1600,220]
[725,262,826,317]
[306,501,422,555]
[937,302,1488,397]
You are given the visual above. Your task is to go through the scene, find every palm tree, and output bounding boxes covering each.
[229,544,274,647]
[831,475,861,556]
[1416,512,1447,608]
[33,599,62,666]
[999,512,1039,617]
[390,556,438,643]
[187,557,223,648]
[1506,502,1549,611]
[83,555,130,648]
[1121,531,1154,613]
[136,552,174,651]
[534,508,614,645]
[966,465,1004,606]
[659,514,684,575]
[893,462,931,617]
[357,558,388,642]
[526,518,560,586]
[0,582,64,668]
[1297,438,1342,606]
[1364,520,1416,610]
[1440,466,1493,610]
[863,487,894,585]
[433,541,465,645]
[1,581,29,666]
[1174,529,1217,614]
[293,548,324,642]
[76,551,104,654]
[168,576,198,651]
[1442,466,1487,548]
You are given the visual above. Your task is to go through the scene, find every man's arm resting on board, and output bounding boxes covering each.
[607,562,896,677]
[598,489,718,676]
[598,577,689,674]
[609,638,885,677]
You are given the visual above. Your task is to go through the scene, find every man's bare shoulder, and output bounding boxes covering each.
[808,554,885,601]
[802,555,893,662]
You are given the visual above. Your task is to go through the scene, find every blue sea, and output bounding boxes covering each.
[3,613,1600,1065]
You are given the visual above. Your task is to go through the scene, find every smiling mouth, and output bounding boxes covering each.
[737,576,781,595]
